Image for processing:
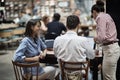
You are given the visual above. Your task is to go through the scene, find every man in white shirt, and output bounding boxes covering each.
[53,15,95,62]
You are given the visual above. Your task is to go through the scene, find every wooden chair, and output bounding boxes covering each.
[12,60,40,80]
[59,59,89,80]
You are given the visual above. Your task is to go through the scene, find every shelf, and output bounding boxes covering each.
[5,0,29,21]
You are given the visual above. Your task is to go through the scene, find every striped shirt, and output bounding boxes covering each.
[95,12,118,44]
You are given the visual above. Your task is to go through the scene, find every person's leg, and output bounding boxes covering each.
[98,57,103,80]
[38,66,56,80]
[92,58,99,80]
[102,43,120,80]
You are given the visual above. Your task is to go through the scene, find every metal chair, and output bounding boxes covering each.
[12,60,39,80]
[59,59,89,80]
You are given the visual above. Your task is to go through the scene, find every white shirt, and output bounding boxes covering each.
[53,31,95,62]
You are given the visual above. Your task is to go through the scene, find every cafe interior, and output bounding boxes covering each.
[0,0,120,80]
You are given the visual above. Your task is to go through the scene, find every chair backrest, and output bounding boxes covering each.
[12,60,40,80]
[59,59,89,80]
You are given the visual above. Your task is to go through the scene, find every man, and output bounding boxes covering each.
[91,2,120,80]
[53,15,95,62]
[45,13,66,39]
[53,15,95,80]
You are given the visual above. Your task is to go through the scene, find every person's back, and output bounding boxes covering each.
[45,13,66,39]
[54,15,95,62]
[54,32,95,62]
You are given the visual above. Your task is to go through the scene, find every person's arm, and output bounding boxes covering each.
[95,17,107,43]
[40,21,48,32]
[39,38,47,59]
[24,56,40,62]
[81,38,95,59]
[13,39,40,62]
[13,40,27,62]
[53,38,58,57]
[60,23,67,35]
[39,49,47,59]
[62,23,67,32]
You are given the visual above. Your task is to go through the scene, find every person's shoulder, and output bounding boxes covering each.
[54,35,64,41]
[105,13,112,18]
[21,37,30,43]
[77,36,88,41]
[55,35,62,40]
[58,21,63,24]
[47,22,53,26]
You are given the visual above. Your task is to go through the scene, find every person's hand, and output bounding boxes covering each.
[94,37,99,44]
[95,49,99,56]
[94,37,97,42]
[39,51,46,59]
[32,56,40,62]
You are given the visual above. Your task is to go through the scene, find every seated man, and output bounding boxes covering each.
[45,13,66,39]
[53,15,95,79]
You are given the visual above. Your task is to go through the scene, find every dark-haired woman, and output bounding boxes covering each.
[13,19,55,80]
[91,1,120,80]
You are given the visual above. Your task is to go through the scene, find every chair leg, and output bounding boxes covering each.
[55,73,60,80]
[101,68,103,80]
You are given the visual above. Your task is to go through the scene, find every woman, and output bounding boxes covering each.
[13,19,55,80]
[39,15,49,41]
[91,1,120,80]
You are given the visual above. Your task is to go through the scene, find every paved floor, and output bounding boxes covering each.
[0,50,15,80]
[0,49,102,80]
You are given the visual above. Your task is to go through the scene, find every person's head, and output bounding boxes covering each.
[42,15,49,25]
[53,13,60,21]
[91,0,105,19]
[24,19,41,38]
[66,15,80,30]
[96,0,105,12]
[73,9,81,18]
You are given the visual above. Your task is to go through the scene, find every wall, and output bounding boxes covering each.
[106,0,120,46]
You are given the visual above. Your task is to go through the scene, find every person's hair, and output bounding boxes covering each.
[66,15,80,30]
[96,0,105,12]
[24,19,41,37]
[42,15,49,24]
[53,13,60,21]
[91,0,105,13]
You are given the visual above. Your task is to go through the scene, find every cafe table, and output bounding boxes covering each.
[39,50,58,64]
